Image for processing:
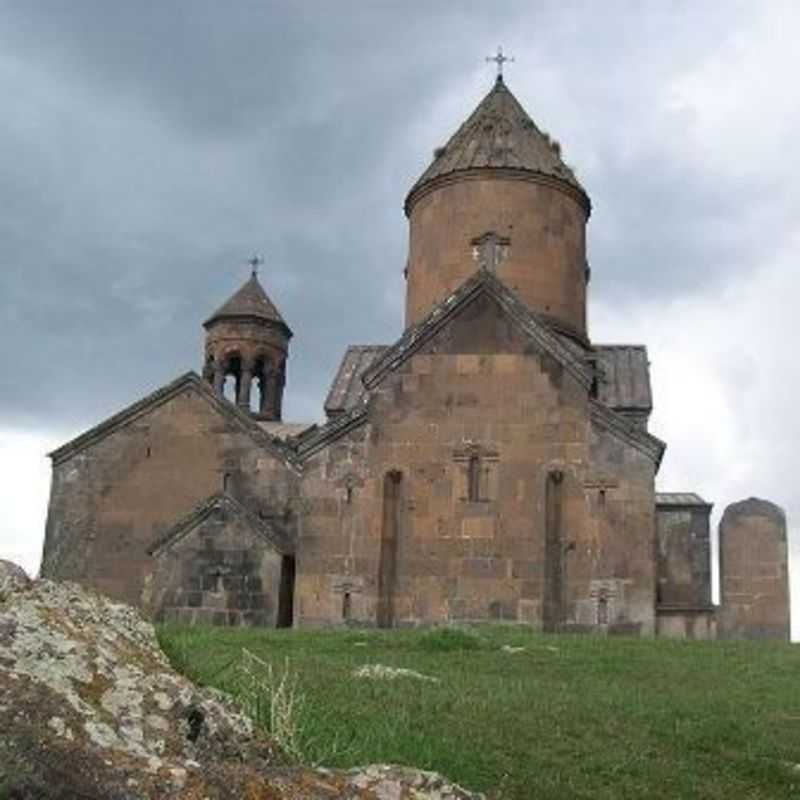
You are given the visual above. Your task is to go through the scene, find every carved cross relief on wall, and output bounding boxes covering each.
[471,231,510,273]
[453,442,500,503]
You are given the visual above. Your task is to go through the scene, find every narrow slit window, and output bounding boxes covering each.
[467,454,481,502]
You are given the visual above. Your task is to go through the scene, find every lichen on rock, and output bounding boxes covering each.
[0,576,483,798]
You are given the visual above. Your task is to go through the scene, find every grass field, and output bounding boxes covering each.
[157,625,800,799]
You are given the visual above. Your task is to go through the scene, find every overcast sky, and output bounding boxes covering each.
[0,1,797,636]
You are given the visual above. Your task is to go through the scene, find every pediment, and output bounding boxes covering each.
[49,372,298,471]
[147,492,289,557]
[362,269,593,392]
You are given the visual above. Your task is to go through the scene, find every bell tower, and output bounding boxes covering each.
[203,261,292,420]
[404,73,592,344]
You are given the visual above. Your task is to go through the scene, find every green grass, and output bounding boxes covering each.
[157,624,800,799]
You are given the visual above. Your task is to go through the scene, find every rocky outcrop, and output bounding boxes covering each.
[0,558,29,586]
[0,578,482,799]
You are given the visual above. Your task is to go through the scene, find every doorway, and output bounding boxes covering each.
[277,555,295,628]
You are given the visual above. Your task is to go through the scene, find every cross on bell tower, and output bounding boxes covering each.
[486,46,514,81]
[247,254,263,277]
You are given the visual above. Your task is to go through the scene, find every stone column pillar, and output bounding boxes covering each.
[237,364,253,410]
[213,367,225,396]
[277,363,287,421]
[259,364,271,416]
[260,364,276,420]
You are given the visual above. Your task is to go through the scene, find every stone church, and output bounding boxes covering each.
[42,75,790,639]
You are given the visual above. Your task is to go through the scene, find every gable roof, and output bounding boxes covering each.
[589,400,666,470]
[361,268,594,392]
[48,371,300,471]
[257,421,315,440]
[656,492,712,509]
[324,345,389,418]
[311,270,665,469]
[593,345,652,412]
[147,491,290,557]
[294,402,370,461]
[406,77,589,214]
[204,274,292,336]
[300,269,595,463]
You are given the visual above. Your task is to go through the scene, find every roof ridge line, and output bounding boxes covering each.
[49,371,301,471]
[296,403,369,461]
[589,400,666,469]
[147,491,288,556]
[361,269,592,392]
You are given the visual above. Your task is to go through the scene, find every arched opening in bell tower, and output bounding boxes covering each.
[222,353,241,404]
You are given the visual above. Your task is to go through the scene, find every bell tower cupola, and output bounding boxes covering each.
[203,261,292,420]
[404,71,592,343]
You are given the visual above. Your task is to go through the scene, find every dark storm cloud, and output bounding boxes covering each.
[0,0,484,428]
[0,1,778,433]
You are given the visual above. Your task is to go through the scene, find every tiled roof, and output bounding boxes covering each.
[656,492,711,507]
[204,274,291,333]
[324,345,388,418]
[593,345,652,412]
[406,76,587,212]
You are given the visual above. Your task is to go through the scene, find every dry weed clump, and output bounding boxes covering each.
[236,649,305,761]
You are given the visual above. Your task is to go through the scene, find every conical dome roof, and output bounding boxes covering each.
[405,76,588,213]
[204,274,292,336]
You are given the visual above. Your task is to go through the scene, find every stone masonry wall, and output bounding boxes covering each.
[148,509,284,626]
[297,293,657,632]
[655,504,712,608]
[405,177,588,336]
[42,385,297,612]
[719,497,790,640]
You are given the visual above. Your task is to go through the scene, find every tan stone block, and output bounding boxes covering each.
[461,516,495,539]
[412,355,432,374]
[493,355,518,374]
[402,374,420,393]
[456,355,480,375]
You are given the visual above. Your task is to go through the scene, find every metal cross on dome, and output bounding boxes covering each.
[247,254,264,277]
[486,46,514,79]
